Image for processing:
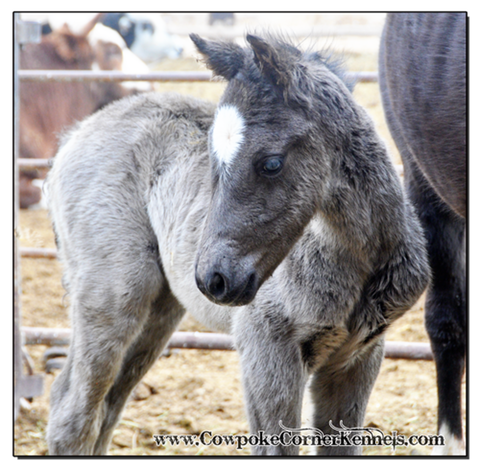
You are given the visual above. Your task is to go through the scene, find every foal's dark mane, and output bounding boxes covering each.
[253,31,354,81]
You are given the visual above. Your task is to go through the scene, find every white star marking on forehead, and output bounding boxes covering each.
[211,105,245,172]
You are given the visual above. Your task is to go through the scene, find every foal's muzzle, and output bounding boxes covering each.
[195,266,258,306]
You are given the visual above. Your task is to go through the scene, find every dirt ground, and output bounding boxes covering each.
[14,13,466,457]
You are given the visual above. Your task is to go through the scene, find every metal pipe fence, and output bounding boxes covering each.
[21,327,434,361]
[18,69,379,83]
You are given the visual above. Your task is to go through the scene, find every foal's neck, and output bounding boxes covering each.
[318,115,404,262]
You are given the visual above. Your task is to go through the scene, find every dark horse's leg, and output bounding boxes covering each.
[405,160,466,454]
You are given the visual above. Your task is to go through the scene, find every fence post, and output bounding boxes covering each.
[14,13,44,421]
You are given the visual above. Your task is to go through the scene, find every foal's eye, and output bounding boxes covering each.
[259,156,284,177]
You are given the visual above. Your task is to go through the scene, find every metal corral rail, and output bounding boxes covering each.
[18,69,379,83]
[22,327,433,361]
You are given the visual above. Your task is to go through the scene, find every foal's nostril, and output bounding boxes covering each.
[199,268,258,306]
[207,272,227,300]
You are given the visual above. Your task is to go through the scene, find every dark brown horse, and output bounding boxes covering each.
[379,13,467,455]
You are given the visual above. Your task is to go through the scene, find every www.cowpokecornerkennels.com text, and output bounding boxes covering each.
[153,422,444,452]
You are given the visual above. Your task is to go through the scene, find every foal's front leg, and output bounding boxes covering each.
[309,338,384,455]
[233,309,308,456]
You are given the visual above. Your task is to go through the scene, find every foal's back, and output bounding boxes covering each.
[47,92,215,296]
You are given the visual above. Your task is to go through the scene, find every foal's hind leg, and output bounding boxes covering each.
[47,301,150,454]
[47,261,164,455]
[309,339,384,455]
[93,289,185,454]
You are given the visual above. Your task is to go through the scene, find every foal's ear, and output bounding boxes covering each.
[246,34,299,96]
[190,34,245,80]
